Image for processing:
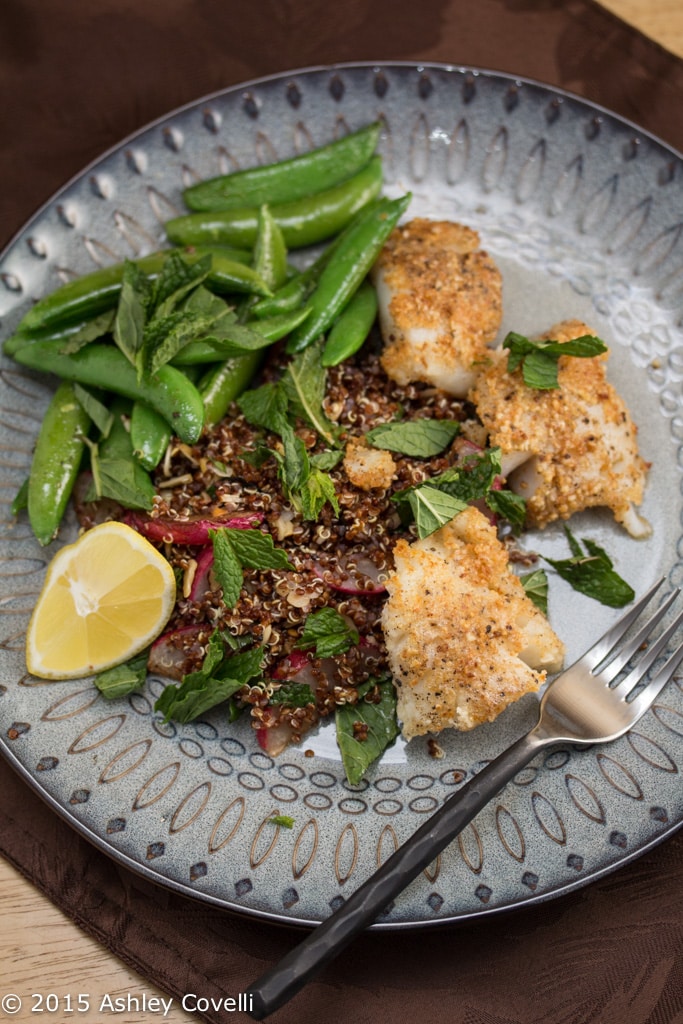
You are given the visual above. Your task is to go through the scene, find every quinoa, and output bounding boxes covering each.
[82,344,471,752]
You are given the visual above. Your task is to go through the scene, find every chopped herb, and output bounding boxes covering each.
[11,478,28,516]
[486,488,527,533]
[59,310,116,354]
[520,569,549,615]
[154,630,264,723]
[298,466,340,521]
[296,608,359,658]
[95,649,149,700]
[336,678,400,785]
[503,331,608,390]
[209,527,294,609]
[151,251,212,318]
[365,419,460,457]
[269,682,316,708]
[281,340,340,446]
[543,527,635,607]
[84,443,155,510]
[406,485,468,538]
[238,381,289,434]
[113,259,152,368]
[269,815,295,828]
[72,383,114,437]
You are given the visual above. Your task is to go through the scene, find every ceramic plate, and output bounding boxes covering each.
[1,63,682,928]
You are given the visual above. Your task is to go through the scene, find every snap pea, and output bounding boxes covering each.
[130,401,172,470]
[165,157,383,252]
[171,305,311,365]
[27,380,91,546]
[17,246,263,336]
[13,342,205,444]
[286,192,411,353]
[182,122,381,212]
[321,279,378,366]
[199,351,263,427]
[253,205,289,293]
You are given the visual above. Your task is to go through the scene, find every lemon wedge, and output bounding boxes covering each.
[27,521,176,680]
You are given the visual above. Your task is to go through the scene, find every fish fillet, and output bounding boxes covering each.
[381,507,565,740]
[470,320,651,537]
[373,219,503,396]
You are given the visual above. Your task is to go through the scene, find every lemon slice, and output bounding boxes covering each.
[27,521,176,680]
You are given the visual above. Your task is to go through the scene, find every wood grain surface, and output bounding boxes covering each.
[2,3,683,1023]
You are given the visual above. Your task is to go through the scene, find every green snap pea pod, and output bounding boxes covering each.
[165,157,383,252]
[171,305,312,365]
[4,320,88,358]
[253,205,289,293]
[183,122,381,212]
[18,246,262,336]
[249,199,381,320]
[321,279,378,366]
[12,342,205,444]
[130,401,172,470]
[11,478,29,516]
[286,192,411,354]
[27,380,91,545]
[199,351,262,427]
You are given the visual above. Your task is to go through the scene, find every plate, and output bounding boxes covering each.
[0,63,682,928]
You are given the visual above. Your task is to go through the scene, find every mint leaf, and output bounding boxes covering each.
[268,815,295,828]
[152,251,211,318]
[269,682,316,707]
[310,450,343,471]
[59,310,116,354]
[336,678,399,785]
[296,608,359,658]
[141,310,218,376]
[503,331,608,390]
[95,649,149,700]
[11,478,28,516]
[154,631,264,723]
[72,383,114,437]
[85,452,155,510]
[238,381,289,434]
[282,339,339,446]
[407,486,467,538]
[222,527,294,571]
[486,488,527,533]
[520,569,549,615]
[366,419,460,457]
[209,528,244,607]
[543,528,634,607]
[113,259,152,366]
[298,467,339,521]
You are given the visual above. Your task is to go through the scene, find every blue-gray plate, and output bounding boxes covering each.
[0,63,682,927]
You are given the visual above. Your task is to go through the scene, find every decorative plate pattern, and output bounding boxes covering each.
[0,63,682,927]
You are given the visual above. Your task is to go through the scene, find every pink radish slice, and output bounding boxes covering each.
[255,707,318,756]
[123,511,263,545]
[312,554,387,596]
[189,547,215,601]
[148,624,209,680]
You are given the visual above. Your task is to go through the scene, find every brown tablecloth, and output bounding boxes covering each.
[1,2,683,1022]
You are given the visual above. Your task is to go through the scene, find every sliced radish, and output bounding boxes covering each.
[189,547,215,602]
[312,553,387,596]
[123,511,264,545]
[148,624,209,680]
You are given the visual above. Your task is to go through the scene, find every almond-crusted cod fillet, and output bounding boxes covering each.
[372,219,503,396]
[470,319,651,537]
[381,507,565,740]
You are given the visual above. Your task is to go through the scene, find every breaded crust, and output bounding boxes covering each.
[373,219,503,396]
[470,319,650,536]
[381,507,565,740]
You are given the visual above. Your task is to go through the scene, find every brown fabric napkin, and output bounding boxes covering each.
[2,1,683,1022]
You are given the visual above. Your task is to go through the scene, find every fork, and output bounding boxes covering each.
[246,578,683,1019]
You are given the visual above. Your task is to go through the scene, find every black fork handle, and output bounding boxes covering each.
[246,728,549,1019]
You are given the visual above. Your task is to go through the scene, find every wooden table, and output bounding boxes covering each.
[2,3,683,1022]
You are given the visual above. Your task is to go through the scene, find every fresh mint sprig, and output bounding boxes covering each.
[210,527,294,608]
[543,527,635,607]
[503,331,607,390]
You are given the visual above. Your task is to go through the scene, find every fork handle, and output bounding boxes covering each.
[246,728,549,1019]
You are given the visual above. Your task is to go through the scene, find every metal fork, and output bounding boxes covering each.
[246,578,683,1019]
